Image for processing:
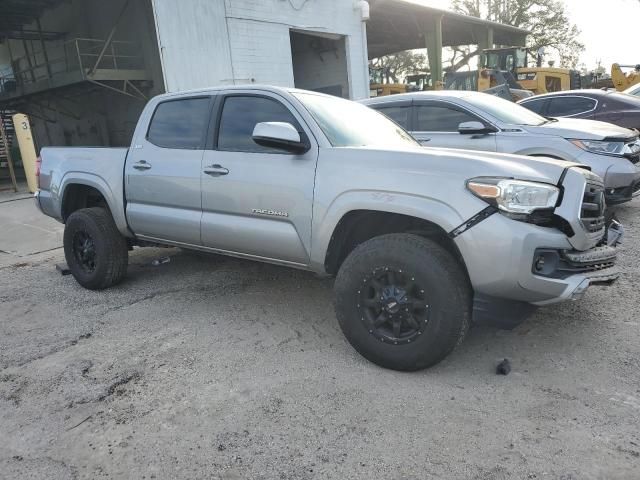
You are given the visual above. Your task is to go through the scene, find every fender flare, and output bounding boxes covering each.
[59,172,130,236]
[309,190,466,271]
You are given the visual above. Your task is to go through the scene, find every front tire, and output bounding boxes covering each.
[334,234,471,371]
[63,207,128,290]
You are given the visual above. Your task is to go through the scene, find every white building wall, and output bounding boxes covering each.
[151,0,369,99]
[150,0,234,92]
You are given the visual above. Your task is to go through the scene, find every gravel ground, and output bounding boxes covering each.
[1,199,639,480]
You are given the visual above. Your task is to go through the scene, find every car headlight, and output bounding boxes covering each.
[467,178,560,217]
[570,139,625,156]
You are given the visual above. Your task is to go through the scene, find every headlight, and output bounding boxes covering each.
[570,139,625,156]
[467,178,560,216]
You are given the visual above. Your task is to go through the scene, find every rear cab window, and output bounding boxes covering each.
[147,97,212,149]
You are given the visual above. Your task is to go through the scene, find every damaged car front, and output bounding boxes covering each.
[448,158,620,324]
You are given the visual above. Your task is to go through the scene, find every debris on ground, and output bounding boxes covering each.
[496,358,511,375]
[151,257,171,266]
[55,263,71,275]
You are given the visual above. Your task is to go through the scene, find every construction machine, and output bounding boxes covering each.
[481,47,582,93]
[369,67,433,97]
[445,46,581,100]
[611,63,640,92]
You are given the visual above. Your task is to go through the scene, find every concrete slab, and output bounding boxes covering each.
[0,196,63,264]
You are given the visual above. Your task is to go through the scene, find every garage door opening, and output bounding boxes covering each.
[290,30,350,98]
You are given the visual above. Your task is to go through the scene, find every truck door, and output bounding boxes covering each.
[412,101,497,151]
[200,92,318,266]
[125,96,213,245]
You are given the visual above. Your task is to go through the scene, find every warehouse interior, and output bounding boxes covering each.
[0,0,164,153]
[290,30,350,98]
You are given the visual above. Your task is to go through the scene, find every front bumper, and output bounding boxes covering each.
[577,151,640,205]
[454,211,618,307]
[602,179,640,205]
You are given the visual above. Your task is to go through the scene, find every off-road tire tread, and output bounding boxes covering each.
[334,233,471,371]
[64,207,128,290]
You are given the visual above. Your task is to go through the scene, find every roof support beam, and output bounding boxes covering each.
[424,14,443,86]
[475,26,494,51]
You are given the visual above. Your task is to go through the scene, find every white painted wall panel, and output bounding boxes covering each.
[151,0,234,92]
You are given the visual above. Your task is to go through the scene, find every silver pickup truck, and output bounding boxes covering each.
[36,86,619,371]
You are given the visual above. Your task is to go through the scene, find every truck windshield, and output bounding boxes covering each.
[294,92,419,148]
[465,93,548,126]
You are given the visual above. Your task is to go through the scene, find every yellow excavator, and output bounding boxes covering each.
[611,63,640,92]
[446,46,581,100]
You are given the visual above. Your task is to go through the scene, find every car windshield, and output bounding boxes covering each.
[293,92,419,148]
[466,93,548,126]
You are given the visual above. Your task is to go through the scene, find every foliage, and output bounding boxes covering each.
[369,51,428,84]
[448,0,584,71]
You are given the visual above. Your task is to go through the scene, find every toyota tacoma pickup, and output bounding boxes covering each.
[36,86,619,371]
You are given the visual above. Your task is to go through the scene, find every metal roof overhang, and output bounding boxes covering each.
[0,0,67,40]
[367,0,530,59]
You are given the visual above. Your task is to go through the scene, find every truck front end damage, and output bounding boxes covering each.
[452,166,619,324]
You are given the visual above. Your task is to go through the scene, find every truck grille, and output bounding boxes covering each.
[580,182,605,233]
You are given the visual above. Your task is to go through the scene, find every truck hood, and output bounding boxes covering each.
[355,144,583,185]
[523,117,637,141]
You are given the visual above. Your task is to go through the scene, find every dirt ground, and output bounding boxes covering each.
[1,198,639,480]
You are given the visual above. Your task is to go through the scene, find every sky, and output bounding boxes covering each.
[416,0,640,69]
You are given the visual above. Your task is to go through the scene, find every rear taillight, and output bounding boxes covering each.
[36,156,42,189]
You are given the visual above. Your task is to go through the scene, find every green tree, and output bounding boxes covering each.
[369,51,428,84]
[448,0,584,71]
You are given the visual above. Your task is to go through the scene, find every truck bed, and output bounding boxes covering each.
[36,147,130,235]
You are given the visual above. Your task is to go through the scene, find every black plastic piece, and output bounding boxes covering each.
[449,206,498,239]
[472,293,538,330]
[496,359,512,375]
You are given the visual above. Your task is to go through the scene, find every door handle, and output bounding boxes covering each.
[203,164,229,176]
[419,138,431,144]
[133,160,152,170]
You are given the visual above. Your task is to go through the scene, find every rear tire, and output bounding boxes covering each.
[334,234,471,371]
[63,207,128,290]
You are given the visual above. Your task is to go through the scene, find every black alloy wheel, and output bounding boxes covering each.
[357,267,430,345]
[72,230,97,274]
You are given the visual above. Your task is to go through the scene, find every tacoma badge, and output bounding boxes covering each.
[252,208,289,218]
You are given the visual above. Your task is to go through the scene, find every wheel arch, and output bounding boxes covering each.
[59,173,130,236]
[322,209,469,279]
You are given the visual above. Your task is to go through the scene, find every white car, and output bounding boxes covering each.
[623,84,640,97]
[361,91,640,204]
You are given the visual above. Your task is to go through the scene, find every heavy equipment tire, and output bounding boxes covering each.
[63,207,128,290]
[334,233,471,371]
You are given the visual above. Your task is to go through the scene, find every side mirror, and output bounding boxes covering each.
[458,121,496,135]
[252,122,309,154]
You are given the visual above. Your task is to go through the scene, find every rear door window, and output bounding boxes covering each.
[547,96,597,117]
[147,97,211,149]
